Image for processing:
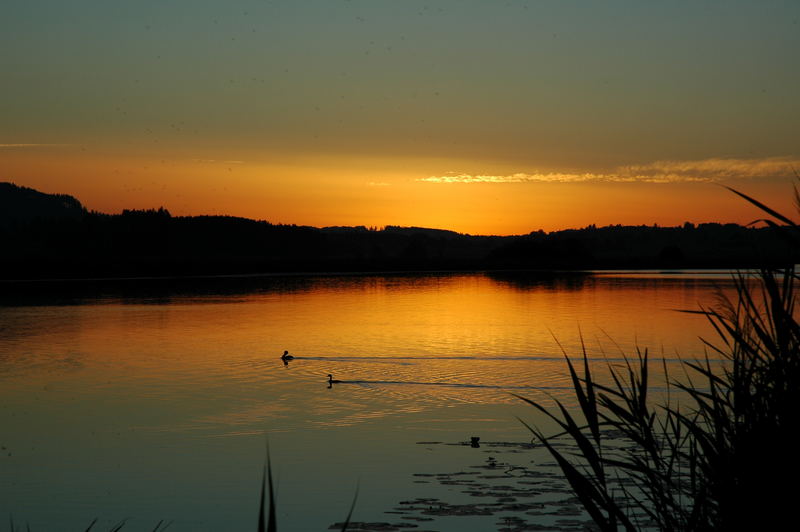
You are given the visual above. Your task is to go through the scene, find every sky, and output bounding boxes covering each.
[2,0,799,235]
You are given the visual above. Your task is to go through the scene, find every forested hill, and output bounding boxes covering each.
[0,182,86,222]
[1,182,797,279]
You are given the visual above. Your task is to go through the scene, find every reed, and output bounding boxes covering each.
[9,449,348,532]
[257,445,357,532]
[518,186,800,530]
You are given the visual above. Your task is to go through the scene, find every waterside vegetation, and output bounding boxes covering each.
[518,186,799,530]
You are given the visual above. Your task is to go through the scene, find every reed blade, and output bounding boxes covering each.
[339,485,359,532]
[257,465,266,532]
[266,450,277,532]
[723,185,797,226]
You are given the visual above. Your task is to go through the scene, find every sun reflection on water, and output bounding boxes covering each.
[0,272,734,530]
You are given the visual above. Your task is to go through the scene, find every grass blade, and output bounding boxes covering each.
[109,519,127,532]
[267,449,277,532]
[257,464,266,532]
[339,485,359,532]
[722,185,797,226]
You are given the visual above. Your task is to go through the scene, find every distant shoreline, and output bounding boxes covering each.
[0,268,757,307]
[0,266,761,284]
[3,182,798,282]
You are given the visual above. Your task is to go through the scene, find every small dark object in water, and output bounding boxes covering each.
[280,350,294,361]
[328,374,342,384]
[470,437,480,448]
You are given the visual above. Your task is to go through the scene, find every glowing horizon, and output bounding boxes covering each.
[2,1,798,235]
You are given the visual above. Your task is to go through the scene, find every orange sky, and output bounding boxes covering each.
[4,147,796,234]
[2,1,799,234]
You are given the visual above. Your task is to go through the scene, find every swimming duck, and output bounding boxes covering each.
[281,350,294,361]
[327,374,341,384]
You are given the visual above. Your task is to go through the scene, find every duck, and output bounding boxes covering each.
[327,374,342,384]
[280,350,294,361]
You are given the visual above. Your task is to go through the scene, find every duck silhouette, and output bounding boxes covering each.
[327,374,342,384]
[280,350,294,361]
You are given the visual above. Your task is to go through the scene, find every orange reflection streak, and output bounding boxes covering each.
[1,274,729,417]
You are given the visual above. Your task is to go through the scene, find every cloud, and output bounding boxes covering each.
[419,172,610,184]
[420,157,800,185]
[366,181,391,187]
[192,159,244,164]
[621,157,799,181]
[0,143,68,148]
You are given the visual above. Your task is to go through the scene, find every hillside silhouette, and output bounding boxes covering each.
[1,182,797,280]
[0,182,86,222]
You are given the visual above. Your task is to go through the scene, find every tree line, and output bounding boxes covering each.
[1,182,796,279]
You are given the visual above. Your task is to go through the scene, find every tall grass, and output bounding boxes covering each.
[518,186,799,530]
[257,445,357,532]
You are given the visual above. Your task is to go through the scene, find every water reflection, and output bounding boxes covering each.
[0,271,737,530]
[3,272,496,307]
[486,270,590,291]
[0,274,321,306]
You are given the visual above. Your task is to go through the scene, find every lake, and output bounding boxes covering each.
[0,271,737,531]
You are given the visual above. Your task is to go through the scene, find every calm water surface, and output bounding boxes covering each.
[0,271,736,530]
